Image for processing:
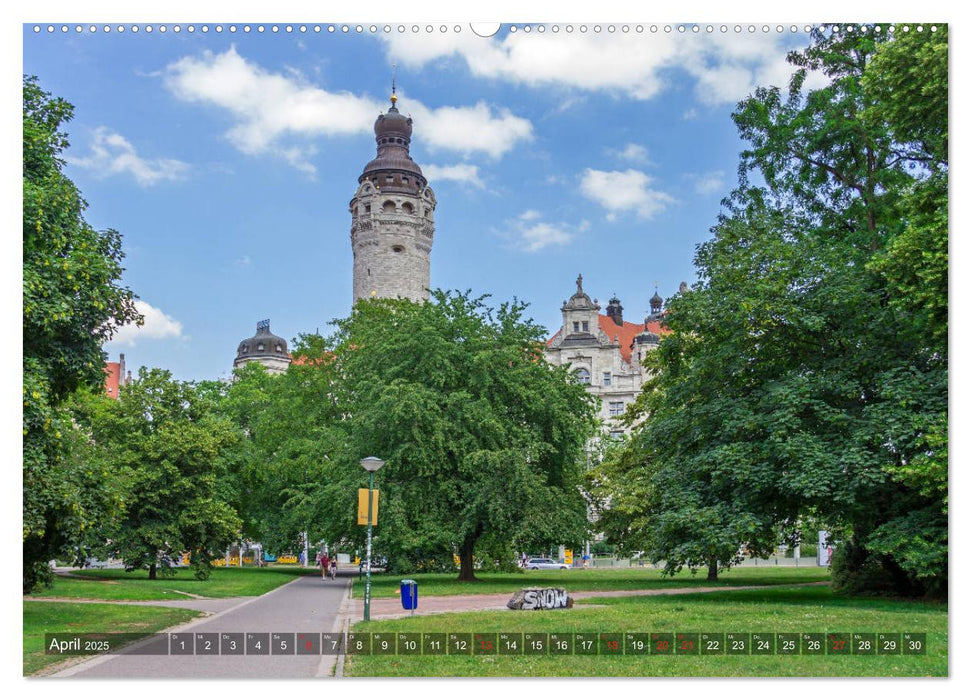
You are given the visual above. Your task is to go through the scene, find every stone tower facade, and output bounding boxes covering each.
[350,89,436,304]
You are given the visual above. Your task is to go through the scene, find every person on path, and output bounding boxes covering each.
[329,558,338,580]
[320,552,329,579]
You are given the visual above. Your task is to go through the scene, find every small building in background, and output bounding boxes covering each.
[104,353,131,399]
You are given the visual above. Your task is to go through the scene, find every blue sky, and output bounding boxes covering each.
[23,23,827,382]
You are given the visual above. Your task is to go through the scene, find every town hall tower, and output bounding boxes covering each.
[349,85,436,303]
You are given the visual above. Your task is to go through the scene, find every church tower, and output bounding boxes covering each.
[349,83,436,304]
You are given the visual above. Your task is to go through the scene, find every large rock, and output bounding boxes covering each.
[507,588,574,610]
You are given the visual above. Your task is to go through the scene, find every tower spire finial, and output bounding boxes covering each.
[390,63,398,108]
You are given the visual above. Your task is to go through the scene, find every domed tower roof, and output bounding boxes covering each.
[649,288,664,315]
[634,328,660,346]
[562,273,598,311]
[235,319,290,366]
[358,84,425,194]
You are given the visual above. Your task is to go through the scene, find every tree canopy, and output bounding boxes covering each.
[331,292,598,579]
[227,292,598,580]
[23,76,141,592]
[76,369,243,580]
[590,26,947,595]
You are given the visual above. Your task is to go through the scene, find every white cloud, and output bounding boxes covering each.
[378,30,827,106]
[609,143,651,163]
[683,107,699,120]
[109,301,184,347]
[691,170,728,195]
[579,168,675,220]
[499,211,586,253]
[422,163,485,188]
[163,46,533,173]
[382,31,677,99]
[68,128,188,186]
[406,100,532,158]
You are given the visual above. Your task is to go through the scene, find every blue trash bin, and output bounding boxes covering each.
[400,579,418,612]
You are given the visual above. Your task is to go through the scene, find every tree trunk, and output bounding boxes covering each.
[148,561,157,580]
[707,559,718,582]
[457,527,482,582]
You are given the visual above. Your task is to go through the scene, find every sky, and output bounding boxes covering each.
[23,23,843,382]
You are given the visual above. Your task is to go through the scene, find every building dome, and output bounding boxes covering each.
[634,329,660,345]
[373,106,413,141]
[234,320,291,374]
[649,289,664,316]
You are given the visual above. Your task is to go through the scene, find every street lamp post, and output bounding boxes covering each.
[360,456,384,622]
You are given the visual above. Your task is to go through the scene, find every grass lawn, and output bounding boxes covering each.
[345,586,947,677]
[351,565,831,599]
[26,565,312,601]
[23,601,201,676]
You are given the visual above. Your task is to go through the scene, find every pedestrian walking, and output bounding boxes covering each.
[329,558,338,580]
[320,552,329,579]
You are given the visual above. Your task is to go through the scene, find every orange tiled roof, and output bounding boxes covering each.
[289,351,334,367]
[598,315,667,363]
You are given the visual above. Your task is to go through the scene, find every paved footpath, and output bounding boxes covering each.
[53,574,351,679]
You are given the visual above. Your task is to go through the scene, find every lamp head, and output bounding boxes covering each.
[360,456,385,473]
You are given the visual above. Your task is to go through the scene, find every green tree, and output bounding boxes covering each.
[81,369,242,580]
[328,291,597,581]
[596,26,947,594]
[23,76,140,592]
[221,355,346,557]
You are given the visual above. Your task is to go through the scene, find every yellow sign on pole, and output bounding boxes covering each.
[357,488,379,525]
[564,549,573,566]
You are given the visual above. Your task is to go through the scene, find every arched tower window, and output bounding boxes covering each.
[382,200,396,213]
[401,202,414,214]
[576,368,591,385]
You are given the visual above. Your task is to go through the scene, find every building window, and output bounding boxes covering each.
[609,430,625,440]
[257,343,265,352]
[582,321,589,332]
[609,401,624,417]
[576,368,591,385]
[573,321,580,333]
[603,372,611,387]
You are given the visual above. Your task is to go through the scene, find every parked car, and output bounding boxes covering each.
[523,558,568,570]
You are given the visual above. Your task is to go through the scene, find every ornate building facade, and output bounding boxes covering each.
[544,275,672,436]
